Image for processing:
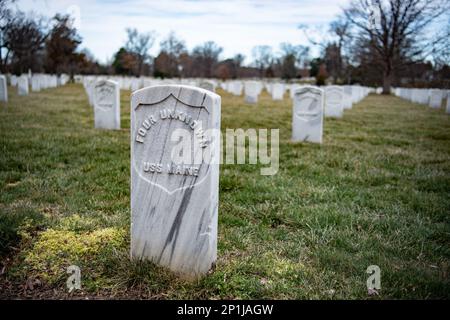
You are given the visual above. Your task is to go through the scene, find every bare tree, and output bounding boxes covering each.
[3,10,47,74]
[192,41,223,78]
[344,0,450,93]
[232,53,245,78]
[252,45,273,77]
[159,31,186,77]
[278,43,309,80]
[300,17,350,84]
[0,0,15,72]
[125,27,156,76]
[45,14,81,75]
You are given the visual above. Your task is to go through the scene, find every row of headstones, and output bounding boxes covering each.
[221,79,371,106]
[0,73,69,101]
[394,87,450,113]
[78,75,217,94]
[84,75,372,135]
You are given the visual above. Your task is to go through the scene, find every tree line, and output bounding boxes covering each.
[1,0,449,92]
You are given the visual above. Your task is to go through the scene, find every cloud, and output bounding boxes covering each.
[16,0,350,64]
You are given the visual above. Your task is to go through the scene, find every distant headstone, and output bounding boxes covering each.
[292,86,324,143]
[244,81,259,104]
[31,76,41,92]
[324,86,344,118]
[418,89,429,105]
[343,86,353,109]
[131,78,141,92]
[93,79,120,130]
[131,85,221,279]
[429,89,443,109]
[230,81,243,96]
[10,75,17,87]
[271,83,285,100]
[446,91,450,114]
[289,84,301,99]
[199,81,215,92]
[17,76,29,96]
[0,75,7,102]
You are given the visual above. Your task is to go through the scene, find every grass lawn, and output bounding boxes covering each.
[0,83,449,299]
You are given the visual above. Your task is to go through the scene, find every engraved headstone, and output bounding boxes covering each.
[131,85,221,279]
[93,79,120,130]
[324,86,344,118]
[0,75,7,102]
[292,86,324,143]
[17,76,29,96]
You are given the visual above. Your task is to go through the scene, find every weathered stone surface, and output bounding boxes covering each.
[130,85,221,279]
[292,86,324,144]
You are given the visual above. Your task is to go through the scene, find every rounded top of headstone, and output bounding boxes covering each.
[131,85,221,112]
[294,85,323,96]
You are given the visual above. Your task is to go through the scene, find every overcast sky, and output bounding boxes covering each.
[16,0,351,64]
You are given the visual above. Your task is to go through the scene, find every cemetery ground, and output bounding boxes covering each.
[0,84,449,299]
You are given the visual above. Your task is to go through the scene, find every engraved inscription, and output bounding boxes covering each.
[135,108,210,148]
[95,85,114,108]
[295,96,321,121]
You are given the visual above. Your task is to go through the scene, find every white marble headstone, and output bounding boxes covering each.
[343,86,353,109]
[292,86,324,144]
[271,83,285,100]
[0,75,7,102]
[31,76,41,92]
[446,91,450,114]
[325,86,344,118]
[93,79,120,130]
[429,89,443,109]
[244,81,259,104]
[199,81,215,92]
[10,75,17,87]
[17,76,29,96]
[290,84,301,99]
[130,85,221,279]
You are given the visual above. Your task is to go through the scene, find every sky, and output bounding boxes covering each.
[15,0,351,64]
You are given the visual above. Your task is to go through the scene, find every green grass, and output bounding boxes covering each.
[0,83,449,299]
